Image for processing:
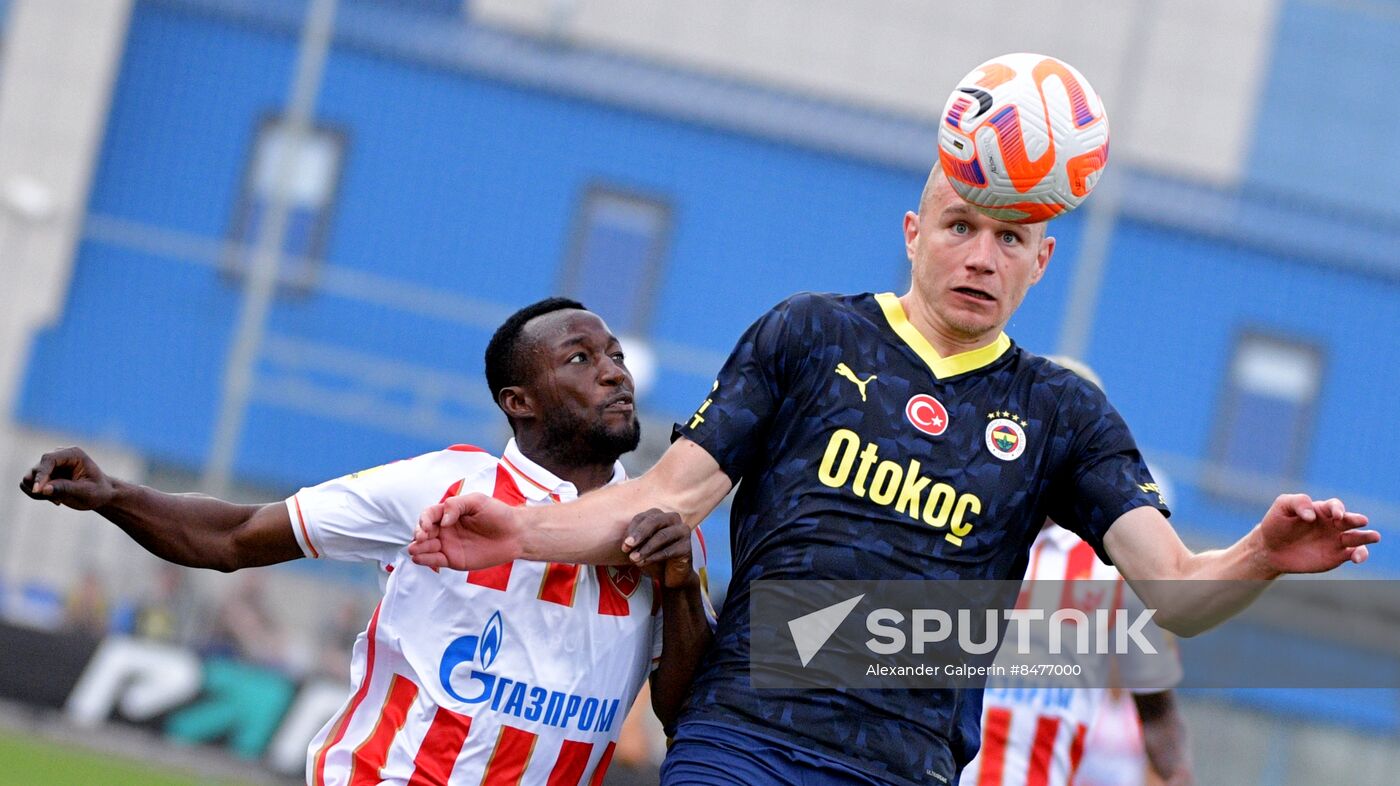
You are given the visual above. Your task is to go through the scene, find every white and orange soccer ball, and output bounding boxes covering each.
[937,52,1110,224]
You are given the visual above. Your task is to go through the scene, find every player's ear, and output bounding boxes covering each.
[903,210,921,261]
[1029,234,1055,285]
[498,386,535,421]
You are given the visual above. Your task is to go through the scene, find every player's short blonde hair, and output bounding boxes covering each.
[919,161,1049,241]
[1044,355,1104,391]
[918,160,945,213]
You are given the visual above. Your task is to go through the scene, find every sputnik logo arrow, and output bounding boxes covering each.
[787,594,864,667]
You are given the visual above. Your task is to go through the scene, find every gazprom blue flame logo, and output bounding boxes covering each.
[480,611,502,667]
[439,611,504,704]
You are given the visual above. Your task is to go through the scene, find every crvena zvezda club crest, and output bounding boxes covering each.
[606,566,640,597]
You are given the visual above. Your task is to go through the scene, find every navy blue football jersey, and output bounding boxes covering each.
[672,292,1167,786]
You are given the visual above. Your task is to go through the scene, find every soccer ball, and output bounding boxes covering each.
[937,52,1110,224]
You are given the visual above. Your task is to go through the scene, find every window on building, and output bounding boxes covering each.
[1209,332,1324,500]
[558,185,671,335]
[223,115,347,292]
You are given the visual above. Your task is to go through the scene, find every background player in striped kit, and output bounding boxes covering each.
[962,523,1193,786]
[959,356,1192,786]
[407,167,1379,786]
[19,297,713,785]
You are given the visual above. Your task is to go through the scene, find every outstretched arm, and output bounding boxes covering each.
[20,447,302,572]
[1105,494,1378,636]
[409,437,733,570]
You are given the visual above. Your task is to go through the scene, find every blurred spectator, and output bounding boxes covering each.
[203,571,288,670]
[61,568,109,637]
[315,597,370,682]
[133,563,203,646]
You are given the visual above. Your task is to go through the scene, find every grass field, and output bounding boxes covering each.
[0,729,267,786]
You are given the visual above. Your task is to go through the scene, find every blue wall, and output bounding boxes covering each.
[1249,0,1400,213]
[19,1,923,487]
[16,0,1400,586]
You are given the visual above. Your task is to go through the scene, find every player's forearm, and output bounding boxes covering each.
[517,440,732,565]
[515,480,655,565]
[1107,509,1276,636]
[650,576,712,733]
[99,480,267,570]
[1133,529,1274,637]
[1136,692,1193,784]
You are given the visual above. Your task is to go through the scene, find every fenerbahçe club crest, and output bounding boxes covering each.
[984,413,1028,461]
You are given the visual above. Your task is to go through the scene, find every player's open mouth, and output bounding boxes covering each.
[953,286,996,302]
[603,394,635,413]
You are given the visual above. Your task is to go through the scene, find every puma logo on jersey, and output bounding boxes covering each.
[835,363,877,402]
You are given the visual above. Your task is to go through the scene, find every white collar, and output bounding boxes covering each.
[500,438,627,503]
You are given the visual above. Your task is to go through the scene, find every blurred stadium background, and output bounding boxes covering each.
[0,0,1397,783]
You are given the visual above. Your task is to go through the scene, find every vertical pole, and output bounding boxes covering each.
[203,0,338,496]
[1054,0,1157,360]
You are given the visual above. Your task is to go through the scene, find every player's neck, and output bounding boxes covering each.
[514,436,615,495]
[547,462,614,495]
[898,292,1004,357]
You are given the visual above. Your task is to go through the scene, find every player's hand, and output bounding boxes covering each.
[1257,494,1379,574]
[408,492,523,571]
[19,447,117,510]
[622,508,695,589]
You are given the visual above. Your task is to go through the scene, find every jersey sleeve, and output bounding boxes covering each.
[672,295,807,484]
[1045,380,1170,563]
[1116,578,1185,691]
[285,450,493,564]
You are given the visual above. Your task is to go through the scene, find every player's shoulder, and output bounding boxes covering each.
[757,292,883,340]
[767,290,871,316]
[740,292,867,351]
[441,443,497,459]
[393,443,501,479]
[1019,351,1110,408]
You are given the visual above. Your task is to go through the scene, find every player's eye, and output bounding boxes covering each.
[1000,230,1020,245]
[611,352,626,364]
[568,352,588,364]
[951,221,970,235]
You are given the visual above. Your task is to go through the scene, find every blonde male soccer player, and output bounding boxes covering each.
[408,170,1378,786]
[21,298,714,785]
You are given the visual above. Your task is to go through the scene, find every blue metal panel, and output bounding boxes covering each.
[1249,0,1400,216]
[16,2,948,490]
[16,1,1400,592]
[19,237,238,467]
[1082,217,1400,573]
[89,3,297,232]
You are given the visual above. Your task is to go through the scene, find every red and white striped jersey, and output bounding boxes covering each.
[285,440,711,786]
[1072,690,1148,786]
[959,525,1181,786]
